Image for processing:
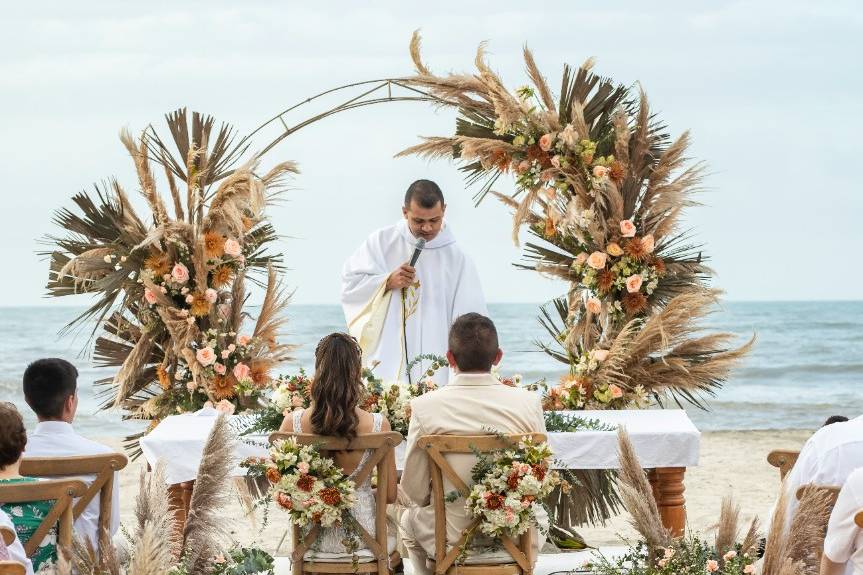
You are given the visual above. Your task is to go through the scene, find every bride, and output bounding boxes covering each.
[279,332,397,555]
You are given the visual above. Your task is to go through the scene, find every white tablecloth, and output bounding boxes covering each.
[140,409,700,485]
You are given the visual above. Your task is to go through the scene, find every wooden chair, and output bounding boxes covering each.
[20,452,127,554]
[768,450,800,480]
[268,431,403,575]
[417,433,547,575]
[855,509,863,529]
[0,478,87,557]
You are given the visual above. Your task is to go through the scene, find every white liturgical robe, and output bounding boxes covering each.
[341,220,487,385]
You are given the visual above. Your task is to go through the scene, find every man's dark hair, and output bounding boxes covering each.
[448,313,499,372]
[823,415,849,427]
[404,179,445,209]
[23,358,78,420]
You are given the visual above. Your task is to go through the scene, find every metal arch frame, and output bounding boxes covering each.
[241,78,448,157]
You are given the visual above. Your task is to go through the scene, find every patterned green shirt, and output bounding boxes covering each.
[0,477,57,571]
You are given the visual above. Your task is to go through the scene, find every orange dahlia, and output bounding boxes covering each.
[297,474,315,492]
[265,466,282,484]
[203,231,225,259]
[652,257,666,274]
[210,375,236,400]
[211,265,233,289]
[275,491,293,510]
[597,269,616,294]
[485,493,505,510]
[623,292,649,316]
[250,363,270,388]
[189,293,212,317]
[609,160,625,184]
[624,237,648,261]
[144,252,171,276]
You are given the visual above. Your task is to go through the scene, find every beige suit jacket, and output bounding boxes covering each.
[401,372,547,555]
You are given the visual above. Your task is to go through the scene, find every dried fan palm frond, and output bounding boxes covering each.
[182,414,235,574]
[616,428,671,551]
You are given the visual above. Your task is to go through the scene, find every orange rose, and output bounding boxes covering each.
[586,297,602,314]
[539,133,555,152]
[619,219,636,238]
[586,251,607,270]
[625,274,643,293]
[606,242,623,257]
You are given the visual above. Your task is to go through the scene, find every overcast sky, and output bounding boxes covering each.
[2,1,860,307]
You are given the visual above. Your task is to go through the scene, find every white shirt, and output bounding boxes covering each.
[774,416,863,535]
[824,467,863,575]
[0,507,34,575]
[23,421,120,550]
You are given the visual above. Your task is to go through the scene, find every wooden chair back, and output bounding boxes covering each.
[0,526,13,546]
[20,452,127,542]
[767,450,800,480]
[418,433,547,575]
[0,561,27,575]
[0,478,87,557]
[268,431,403,575]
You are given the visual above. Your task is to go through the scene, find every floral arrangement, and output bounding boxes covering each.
[464,436,559,539]
[44,109,296,451]
[401,34,752,412]
[360,358,442,436]
[591,539,756,575]
[254,437,357,529]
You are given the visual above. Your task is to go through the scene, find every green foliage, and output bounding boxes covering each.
[544,412,616,432]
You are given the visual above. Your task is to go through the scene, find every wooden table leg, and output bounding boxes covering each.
[168,480,195,542]
[648,467,686,537]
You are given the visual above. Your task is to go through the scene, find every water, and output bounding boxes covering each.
[1,302,861,435]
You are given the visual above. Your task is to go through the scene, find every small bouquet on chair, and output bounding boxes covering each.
[465,436,559,538]
[254,436,357,527]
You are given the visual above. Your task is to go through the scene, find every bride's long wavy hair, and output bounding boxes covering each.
[311,333,364,440]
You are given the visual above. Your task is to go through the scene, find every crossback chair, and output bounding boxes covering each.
[418,433,547,575]
[20,452,127,555]
[0,478,87,557]
[0,526,26,575]
[768,450,800,480]
[268,431,403,575]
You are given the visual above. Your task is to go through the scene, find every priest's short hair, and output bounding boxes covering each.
[404,179,445,209]
[448,313,499,372]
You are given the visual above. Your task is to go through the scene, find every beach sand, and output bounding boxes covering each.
[99,429,811,555]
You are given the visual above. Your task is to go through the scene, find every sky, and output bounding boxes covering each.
[1,0,860,307]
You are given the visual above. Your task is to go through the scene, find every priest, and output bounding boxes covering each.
[341,180,487,386]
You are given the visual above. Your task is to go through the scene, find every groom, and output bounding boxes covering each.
[340,180,487,386]
[399,313,547,575]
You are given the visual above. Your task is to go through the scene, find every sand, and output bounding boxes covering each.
[97,429,812,555]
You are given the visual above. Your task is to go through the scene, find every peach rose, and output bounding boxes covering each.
[642,234,655,254]
[592,165,609,179]
[608,384,623,399]
[233,362,251,382]
[619,219,636,238]
[574,252,588,266]
[297,461,310,474]
[215,399,235,415]
[606,242,623,257]
[625,274,643,293]
[591,349,610,362]
[744,565,755,574]
[204,288,218,303]
[550,155,561,168]
[224,238,242,257]
[237,334,251,346]
[214,362,227,375]
[171,263,190,284]
[724,551,737,561]
[143,288,157,305]
[538,133,554,152]
[706,560,719,573]
[185,294,194,304]
[516,160,531,175]
[196,347,216,366]
[586,297,602,314]
[221,350,230,359]
[586,251,607,270]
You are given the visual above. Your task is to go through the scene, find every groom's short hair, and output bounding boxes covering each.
[404,179,444,209]
[449,313,499,372]
[23,358,78,420]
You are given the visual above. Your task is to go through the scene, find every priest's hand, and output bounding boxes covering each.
[386,264,416,290]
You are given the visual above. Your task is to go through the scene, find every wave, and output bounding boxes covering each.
[738,363,863,378]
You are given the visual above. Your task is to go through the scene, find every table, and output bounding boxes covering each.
[140,409,700,536]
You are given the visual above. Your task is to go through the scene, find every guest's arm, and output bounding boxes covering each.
[400,407,431,506]
[821,478,862,575]
[380,417,398,504]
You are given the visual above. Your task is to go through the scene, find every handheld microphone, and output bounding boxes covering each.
[409,238,426,267]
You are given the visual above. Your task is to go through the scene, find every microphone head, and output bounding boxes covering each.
[415,238,427,250]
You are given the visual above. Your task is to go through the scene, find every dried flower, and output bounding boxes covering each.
[624,237,649,261]
[609,160,625,183]
[622,292,648,315]
[211,265,233,288]
[157,364,171,391]
[190,293,212,317]
[597,269,616,294]
[203,230,225,259]
[210,374,236,400]
[144,252,171,276]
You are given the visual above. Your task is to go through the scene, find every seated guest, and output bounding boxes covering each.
[400,313,547,575]
[821,466,863,575]
[770,414,863,538]
[279,333,397,556]
[0,402,55,572]
[0,507,34,575]
[825,416,850,427]
[21,359,120,552]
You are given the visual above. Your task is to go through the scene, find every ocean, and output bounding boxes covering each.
[1,302,861,436]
